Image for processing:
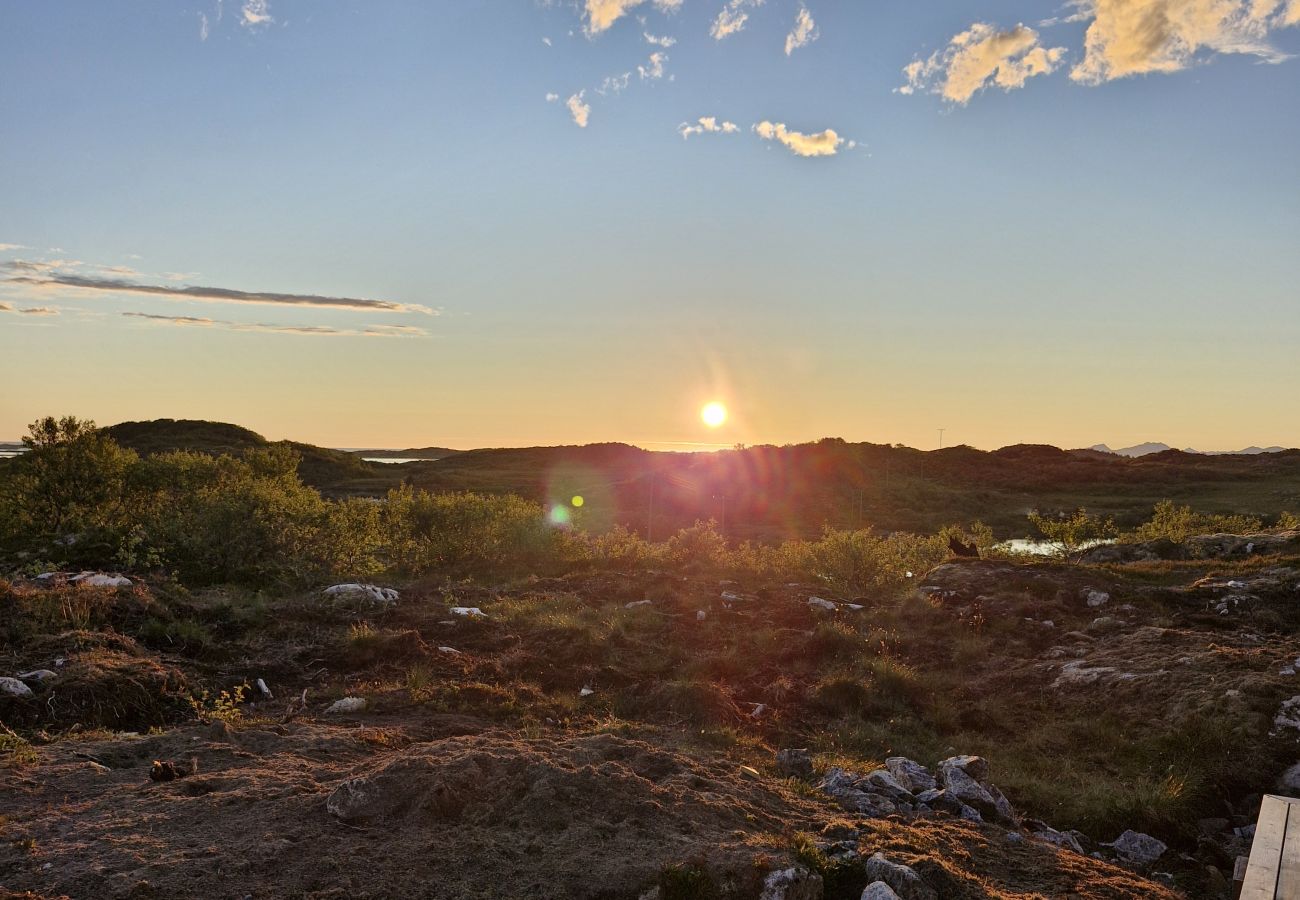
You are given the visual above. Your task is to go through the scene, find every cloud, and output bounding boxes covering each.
[0,244,26,252]
[2,264,433,314]
[598,71,631,95]
[0,305,61,316]
[567,91,591,127]
[545,92,560,102]
[199,12,210,41]
[542,36,553,46]
[644,31,676,47]
[753,120,844,156]
[901,23,1066,104]
[711,0,764,40]
[785,6,819,55]
[1070,0,1300,84]
[679,116,740,138]
[122,312,428,338]
[638,51,668,79]
[240,0,272,27]
[584,0,682,36]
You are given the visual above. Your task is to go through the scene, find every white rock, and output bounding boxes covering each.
[759,866,823,900]
[1104,830,1167,865]
[323,583,398,605]
[720,591,746,602]
[1084,590,1110,608]
[808,597,837,611]
[579,687,594,697]
[0,676,34,698]
[844,603,865,611]
[449,607,486,618]
[861,884,902,900]
[696,610,707,621]
[1275,696,1300,732]
[18,669,58,684]
[256,678,273,700]
[325,697,367,714]
[625,599,653,609]
[71,572,132,588]
[437,646,461,655]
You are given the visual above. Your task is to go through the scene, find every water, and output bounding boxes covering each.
[0,448,27,459]
[362,457,428,464]
[994,538,1115,556]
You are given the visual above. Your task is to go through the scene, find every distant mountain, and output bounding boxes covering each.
[346,447,461,461]
[1091,442,1288,458]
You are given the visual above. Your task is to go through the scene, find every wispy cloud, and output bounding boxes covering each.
[1071,0,1299,84]
[122,312,428,338]
[0,303,60,316]
[753,120,844,157]
[584,0,682,37]
[711,0,764,40]
[644,31,676,47]
[638,51,668,80]
[679,116,740,138]
[2,263,433,314]
[598,71,632,95]
[567,91,591,127]
[199,11,210,41]
[0,244,27,252]
[240,0,273,28]
[545,92,560,102]
[900,23,1066,104]
[785,6,819,55]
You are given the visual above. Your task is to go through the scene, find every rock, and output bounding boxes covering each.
[70,572,132,588]
[1274,696,1300,732]
[860,884,901,900]
[1197,817,1231,837]
[885,757,936,792]
[759,866,823,900]
[17,669,58,685]
[1083,589,1110,608]
[1005,831,1024,844]
[322,583,398,605]
[862,769,915,803]
[437,646,461,655]
[808,597,838,611]
[776,748,814,779]
[625,600,653,609]
[861,854,936,900]
[940,755,989,781]
[936,756,1014,822]
[325,697,367,715]
[819,768,897,817]
[1279,762,1300,792]
[1087,616,1123,634]
[449,607,487,618]
[1104,830,1167,865]
[1052,660,1119,689]
[696,610,707,621]
[327,774,383,822]
[1029,824,1084,854]
[0,676,34,698]
[579,687,595,697]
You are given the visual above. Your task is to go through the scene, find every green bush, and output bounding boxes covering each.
[1133,500,1264,543]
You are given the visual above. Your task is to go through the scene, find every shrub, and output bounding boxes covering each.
[1134,500,1264,543]
[1028,508,1117,564]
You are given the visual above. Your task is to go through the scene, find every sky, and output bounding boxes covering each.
[2,0,1298,452]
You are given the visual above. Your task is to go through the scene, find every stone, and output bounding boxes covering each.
[325,697,367,714]
[808,597,838,611]
[885,757,936,792]
[449,607,487,618]
[860,884,901,900]
[937,758,995,812]
[70,572,132,588]
[940,755,989,781]
[861,854,936,900]
[1052,661,1120,689]
[759,866,824,900]
[1083,589,1110,607]
[1029,824,1084,854]
[17,669,58,684]
[862,769,915,802]
[776,748,814,779]
[1104,830,1167,865]
[819,769,898,818]
[0,676,34,698]
[1087,616,1123,634]
[1279,762,1300,792]
[322,583,398,605]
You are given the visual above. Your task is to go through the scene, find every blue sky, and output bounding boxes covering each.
[2,1,1298,450]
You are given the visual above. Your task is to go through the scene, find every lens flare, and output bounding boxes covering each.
[701,401,727,428]
[571,495,584,507]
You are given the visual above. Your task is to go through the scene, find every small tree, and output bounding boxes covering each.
[1028,508,1116,565]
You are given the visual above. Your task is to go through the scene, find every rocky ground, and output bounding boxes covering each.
[4,534,1300,899]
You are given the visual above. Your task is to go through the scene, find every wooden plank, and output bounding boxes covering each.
[1276,801,1300,899]
[1240,795,1291,899]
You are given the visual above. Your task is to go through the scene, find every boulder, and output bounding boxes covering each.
[0,676,34,699]
[1104,830,1167,865]
[861,769,915,803]
[325,697,367,714]
[860,884,901,900]
[819,768,898,817]
[70,572,132,588]
[861,854,936,900]
[1083,589,1110,608]
[776,747,814,779]
[323,583,398,605]
[885,757,936,792]
[17,669,58,685]
[1028,824,1084,854]
[936,756,1014,823]
[759,866,823,900]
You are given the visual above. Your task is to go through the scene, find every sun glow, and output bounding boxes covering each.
[701,401,728,428]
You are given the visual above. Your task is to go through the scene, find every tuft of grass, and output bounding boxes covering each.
[658,862,719,900]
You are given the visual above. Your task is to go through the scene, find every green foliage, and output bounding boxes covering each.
[1133,500,1264,544]
[664,520,729,570]
[1279,511,1300,530]
[189,685,247,723]
[1028,508,1118,564]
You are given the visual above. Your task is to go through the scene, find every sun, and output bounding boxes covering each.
[700,401,728,428]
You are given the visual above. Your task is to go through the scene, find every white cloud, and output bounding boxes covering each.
[0,305,61,316]
[545,92,560,102]
[240,0,272,28]
[122,312,428,338]
[199,12,210,41]
[542,36,553,46]
[753,120,844,156]
[598,72,631,95]
[644,31,677,47]
[567,92,591,127]
[784,6,819,55]
[638,51,668,79]
[1070,0,1300,84]
[678,116,741,138]
[901,23,1066,104]
[584,0,683,37]
[711,0,764,40]
[0,244,25,252]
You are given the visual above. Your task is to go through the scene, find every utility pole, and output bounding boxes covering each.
[938,428,946,449]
